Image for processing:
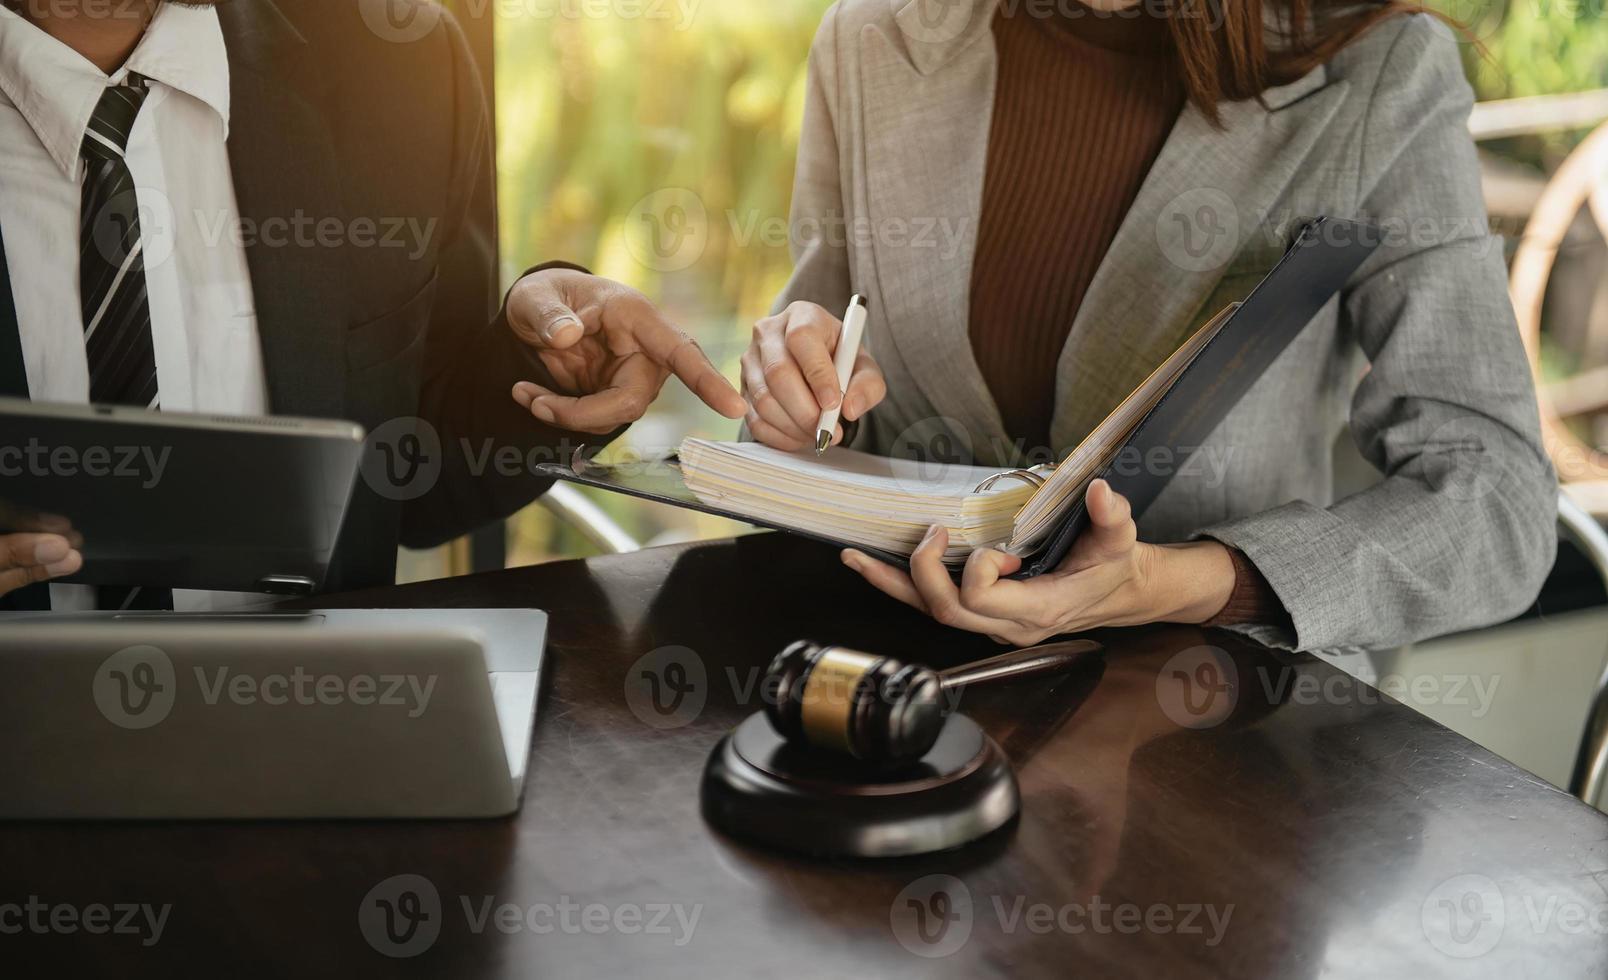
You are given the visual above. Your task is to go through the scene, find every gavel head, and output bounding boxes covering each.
[763,641,947,765]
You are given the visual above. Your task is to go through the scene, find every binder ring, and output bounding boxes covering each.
[973,467,1050,493]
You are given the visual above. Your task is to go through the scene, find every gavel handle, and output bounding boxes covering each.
[936,638,1102,691]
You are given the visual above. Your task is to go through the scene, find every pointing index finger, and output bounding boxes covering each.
[613,294,745,419]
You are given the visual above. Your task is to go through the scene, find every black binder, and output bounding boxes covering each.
[534,217,1378,579]
[0,224,27,400]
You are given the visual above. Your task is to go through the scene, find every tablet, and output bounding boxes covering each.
[0,398,365,594]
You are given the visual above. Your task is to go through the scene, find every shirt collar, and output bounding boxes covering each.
[0,2,231,180]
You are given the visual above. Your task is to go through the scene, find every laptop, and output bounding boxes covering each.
[0,609,545,819]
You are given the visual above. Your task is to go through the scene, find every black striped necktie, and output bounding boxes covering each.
[80,72,159,410]
[81,73,171,612]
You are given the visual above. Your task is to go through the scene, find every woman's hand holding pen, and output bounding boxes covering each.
[842,479,1237,647]
[741,301,886,452]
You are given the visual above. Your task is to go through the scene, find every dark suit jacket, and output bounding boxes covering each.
[0,0,593,598]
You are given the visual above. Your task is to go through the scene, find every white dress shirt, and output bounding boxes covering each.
[0,3,271,609]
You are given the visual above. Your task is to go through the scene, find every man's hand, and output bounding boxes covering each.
[506,268,746,434]
[0,534,82,599]
[841,480,1236,646]
[741,301,887,452]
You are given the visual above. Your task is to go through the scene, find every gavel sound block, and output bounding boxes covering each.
[701,639,1100,858]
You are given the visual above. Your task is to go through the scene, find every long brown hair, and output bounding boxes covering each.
[1167,0,1451,124]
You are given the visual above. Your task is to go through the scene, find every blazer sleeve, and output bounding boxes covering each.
[399,12,619,548]
[773,5,854,319]
[1198,16,1558,652]
[747,5,872,449]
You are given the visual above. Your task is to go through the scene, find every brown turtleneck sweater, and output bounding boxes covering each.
[969,3,1287,630]
[970,3,1181,454]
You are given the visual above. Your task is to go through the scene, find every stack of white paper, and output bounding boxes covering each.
[680,302,1240,566]
[679,439,1034,563]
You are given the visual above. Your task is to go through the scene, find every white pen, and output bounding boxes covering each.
[815,294,869,455]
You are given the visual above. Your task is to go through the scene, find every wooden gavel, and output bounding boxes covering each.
[763,638,1102,766]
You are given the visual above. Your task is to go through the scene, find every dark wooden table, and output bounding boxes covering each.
[5,533,1607,978]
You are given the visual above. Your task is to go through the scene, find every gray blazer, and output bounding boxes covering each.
[772,0,1557,652]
